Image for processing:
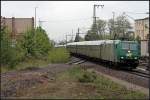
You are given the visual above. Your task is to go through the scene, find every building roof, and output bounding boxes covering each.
[1,16,34,19]
[135,17,149,21]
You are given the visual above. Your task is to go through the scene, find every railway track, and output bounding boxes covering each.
[67,56,149,88]
[66,57,86,65]
[128,69,149,79]
[67,56,149,79]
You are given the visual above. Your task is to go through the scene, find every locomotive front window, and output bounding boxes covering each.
[129,43,137,50]
[122,42,137,50]
[122,43,129,49]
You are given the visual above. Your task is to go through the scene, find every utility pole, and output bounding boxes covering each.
[71,29,73,42]
[75,28,80,42]
[147,26,150,70]
[122,12,126,40]
[112,12,115,39]
[93,4,104,35]
[66,34,67,44]
[34,7,38,28]
[77,28,80,41]
[77,28,80,36]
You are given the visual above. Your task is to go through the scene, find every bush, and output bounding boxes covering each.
[78,70,97,83]
[19,27,53,58]
[1,26,26,68]
[1,26,53,69]
[33,27,53,58]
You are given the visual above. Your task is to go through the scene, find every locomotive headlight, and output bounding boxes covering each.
[121,57,124,59]
[128,50,131,53]
[134,57,137,59]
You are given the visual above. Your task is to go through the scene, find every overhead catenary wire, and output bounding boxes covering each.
[41,17,92,23]
[125,11,149,15]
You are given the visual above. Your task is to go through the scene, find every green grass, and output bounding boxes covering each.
[48,47,70,63]
[1,57,49,73]
[56,66,148,99]
[1,47,70,73]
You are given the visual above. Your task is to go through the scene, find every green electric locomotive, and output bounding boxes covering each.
[66,40,140,69]
[114,40,140,68]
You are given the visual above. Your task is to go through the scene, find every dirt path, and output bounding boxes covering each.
[1,64,74,98]
[1,63,149,99]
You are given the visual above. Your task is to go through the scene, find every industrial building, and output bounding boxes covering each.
[134,17,149,57]
[1,16,34,39]
[135,17,149,40]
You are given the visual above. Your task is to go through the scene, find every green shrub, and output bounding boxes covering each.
[20,27,53,58]
[78,70,97,83]
[48,47,70,63]
[1,26,53,69]
[1,26,26,68]
[33,27,53,58]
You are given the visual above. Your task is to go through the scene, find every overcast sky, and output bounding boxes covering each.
[1,1,149,43]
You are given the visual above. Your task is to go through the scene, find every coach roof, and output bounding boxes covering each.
[67,40,120,46]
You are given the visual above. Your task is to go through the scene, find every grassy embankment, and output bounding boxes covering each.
[1,47,70,73]
[29,66,147,99]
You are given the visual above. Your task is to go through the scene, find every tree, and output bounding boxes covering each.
[34,27,52,57]
[58,40,66,45]
[96,19,107,39]
[0,25,12,65]
[20,27,53,58]
[1,25,25,67]
[108,14,132,40]
[85,19,106,41]
[85,30,99,41]
[135,35,141,42]
[108,19,114,39]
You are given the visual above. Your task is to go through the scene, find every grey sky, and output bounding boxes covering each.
[1,1,149,43]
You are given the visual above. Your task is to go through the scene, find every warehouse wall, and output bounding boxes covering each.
[1,17,34,39]
[141,40,149,57]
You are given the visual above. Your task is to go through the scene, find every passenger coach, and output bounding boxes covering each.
[66,40,140,69]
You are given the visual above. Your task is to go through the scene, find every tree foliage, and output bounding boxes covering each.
[108,14,132,40]
[135,35,141,42]
[85,30,99,41]
[85,19,107,41]
[58,40,66,45]
[85,14,133,41]
[20,27,53,58]
[1,26,53,68]
[97,19,107,39]
[1,26,25,67]
[1,26,12,65]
